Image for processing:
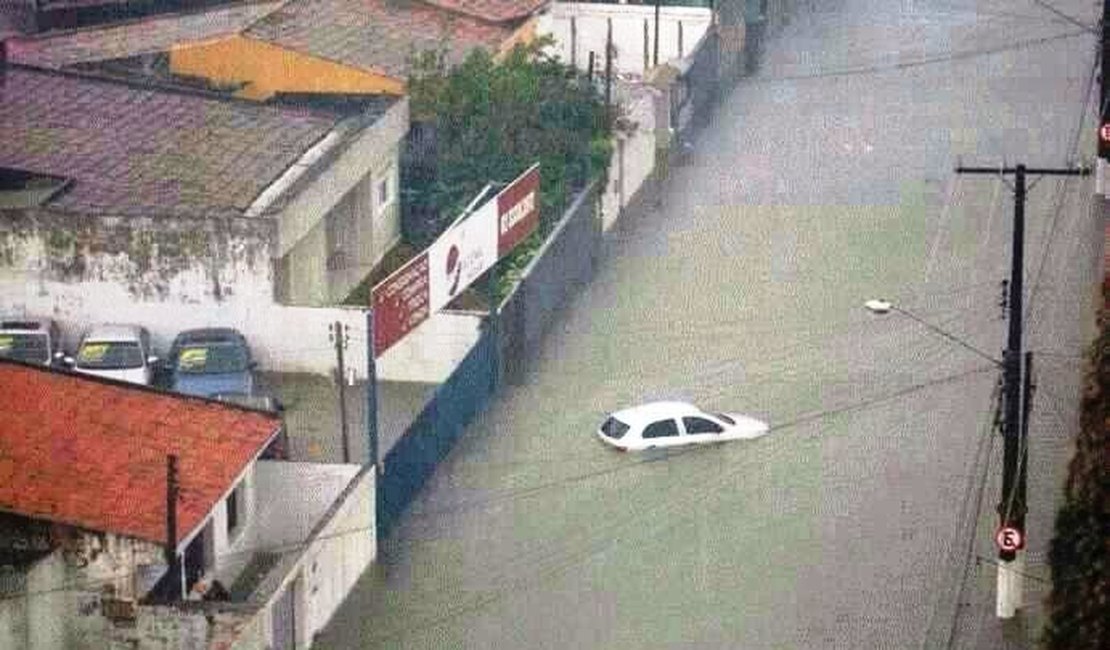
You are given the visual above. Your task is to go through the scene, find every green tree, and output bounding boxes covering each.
[404,38,611,249]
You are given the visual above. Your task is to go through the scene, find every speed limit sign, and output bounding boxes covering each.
[995,526,1024,552]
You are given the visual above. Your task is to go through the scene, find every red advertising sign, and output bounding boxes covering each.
[372,252,429,356]
[371,164,540,357]
[497,164,541,256]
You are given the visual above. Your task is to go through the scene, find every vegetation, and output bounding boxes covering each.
[400,38,611,301]
[1043,286,1110,649]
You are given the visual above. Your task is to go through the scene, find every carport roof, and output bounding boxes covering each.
[0,360,281,547]
[0,65,340,218]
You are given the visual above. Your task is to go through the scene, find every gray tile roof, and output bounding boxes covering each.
[244,0,515,80]
[0,66,341,217]
[6,1,284,70]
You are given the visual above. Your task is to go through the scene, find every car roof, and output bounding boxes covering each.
[173,327,247,344]
[83,324,146,342]
[609,401,705,426]
[0,317,55,332]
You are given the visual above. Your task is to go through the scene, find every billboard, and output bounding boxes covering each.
[372,164,541,356]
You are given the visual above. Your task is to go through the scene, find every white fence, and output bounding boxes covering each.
[538,2,712,76]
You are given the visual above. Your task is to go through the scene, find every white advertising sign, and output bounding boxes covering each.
[428,199,498,313]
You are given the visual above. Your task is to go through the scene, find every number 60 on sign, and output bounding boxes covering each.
[995,526,1024,552]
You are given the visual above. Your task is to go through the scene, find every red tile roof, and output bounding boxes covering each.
[245,0,515,80]
[0,361,280,546]
[418,0,547,23]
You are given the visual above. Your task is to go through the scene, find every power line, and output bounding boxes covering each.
[747,29,1093,84]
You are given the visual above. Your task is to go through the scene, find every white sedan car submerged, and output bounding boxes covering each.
[597,401,769,452]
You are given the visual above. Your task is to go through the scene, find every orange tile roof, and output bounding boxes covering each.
[0,361,280,546]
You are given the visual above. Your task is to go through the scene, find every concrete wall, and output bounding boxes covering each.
[600,81,659,231]
[538,2,712,76]
[277,99,408,306]
[0,210,372,377]
[376,310,484,383]
[0,531,175,650]
[251,466,375,648]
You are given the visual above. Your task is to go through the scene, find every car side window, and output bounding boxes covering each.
[683,417,724,435]
[642,419,680,439]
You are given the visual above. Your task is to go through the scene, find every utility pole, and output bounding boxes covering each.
[331,321,351,463]
[366,311,379,475]
[606,18,614,125]
[653,0,661,67]
[1100,0,1110,192]
[165,454,181,601]
[955,163,1089,618]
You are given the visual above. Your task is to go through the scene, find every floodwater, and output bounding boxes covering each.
[318,1,1101,648]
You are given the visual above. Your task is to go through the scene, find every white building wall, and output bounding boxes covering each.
[600,82,660,231]
[375,310,484,383]
[538,3,712,76]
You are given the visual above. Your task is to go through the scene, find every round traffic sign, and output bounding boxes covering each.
[995,526,1024,552]
[1100,123,1110,143]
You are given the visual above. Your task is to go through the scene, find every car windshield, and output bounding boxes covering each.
[601,416,631,440]
[0,333,49,364]
[76,341,143,370]
[175,342,248,374]
[715,413,736,425]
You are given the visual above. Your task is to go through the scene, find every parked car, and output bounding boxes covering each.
[67,324,159,385]
[0,318,63,367]
[597,401,769,452]
[167,328,256,398]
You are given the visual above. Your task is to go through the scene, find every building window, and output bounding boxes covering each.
[226,485,241,538]
[376,167,394,214]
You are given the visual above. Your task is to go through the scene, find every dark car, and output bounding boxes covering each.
[168,328,256,398]
[0,318,63,367]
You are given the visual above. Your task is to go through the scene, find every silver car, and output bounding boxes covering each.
[0,318,63,367]
[67,324,159,386]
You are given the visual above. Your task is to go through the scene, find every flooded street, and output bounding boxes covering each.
[319,1,1101,648]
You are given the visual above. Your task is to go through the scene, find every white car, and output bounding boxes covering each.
[597,401,769,452]
[67,324,159,386]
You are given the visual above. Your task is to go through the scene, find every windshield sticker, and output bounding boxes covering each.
[77,343,109,363]
[178,347,209,369]
[0,336,11,351]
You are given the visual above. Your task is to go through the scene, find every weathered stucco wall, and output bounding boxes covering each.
[1,530,171,650]
[0,208,373,378]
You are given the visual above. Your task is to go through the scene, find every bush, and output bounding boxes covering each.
[1043,288,1110,649]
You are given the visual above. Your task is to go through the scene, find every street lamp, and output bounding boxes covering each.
[863,299,1001,367]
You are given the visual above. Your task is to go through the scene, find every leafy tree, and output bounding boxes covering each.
[403,38,611,249]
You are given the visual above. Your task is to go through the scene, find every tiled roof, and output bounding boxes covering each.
[0,66,339,217]
[0,361,280,546]
[6,2,284,70]
[245,0,514,80]
[419,0,547,23]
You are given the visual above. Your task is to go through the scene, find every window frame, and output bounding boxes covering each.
[642,418,681,439]
[226,484,242,540]
[682,416,725,435]
[375,165,395,216]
